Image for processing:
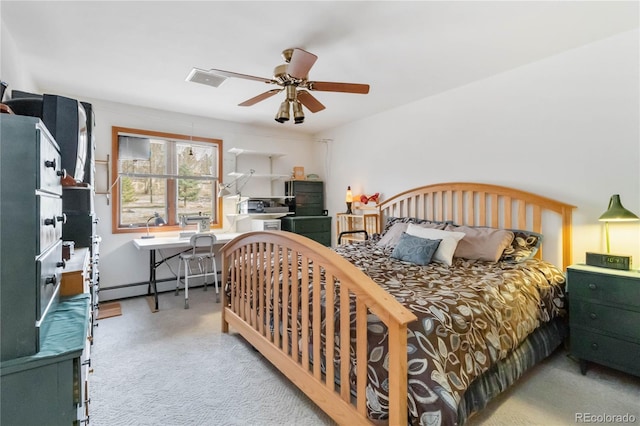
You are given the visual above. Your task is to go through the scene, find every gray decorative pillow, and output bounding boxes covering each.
[377,221,448,248]
[390,232,441,265]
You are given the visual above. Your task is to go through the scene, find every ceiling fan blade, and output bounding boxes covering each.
[297,90,326,113]
[209,69,275,84]
[287,48,318,79]
[308,81,370,94]
[238,89,283,107]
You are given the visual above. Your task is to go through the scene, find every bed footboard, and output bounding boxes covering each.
[221,231,417,425]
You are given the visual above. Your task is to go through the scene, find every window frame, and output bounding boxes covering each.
[111,126,223,235]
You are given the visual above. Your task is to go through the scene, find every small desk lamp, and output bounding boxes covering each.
[217,169,255,198]
[598,194,639,253]
[142,212,166,239]
[345,186,353,214]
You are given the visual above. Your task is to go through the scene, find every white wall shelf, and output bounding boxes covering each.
[228,171,290,180]
[228,148,286,158]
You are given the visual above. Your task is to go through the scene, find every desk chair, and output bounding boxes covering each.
[175,233,219,308]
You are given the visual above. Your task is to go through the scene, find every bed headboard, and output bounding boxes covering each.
[376,182,576,270]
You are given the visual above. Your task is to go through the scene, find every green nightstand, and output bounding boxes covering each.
[567,264,640,377]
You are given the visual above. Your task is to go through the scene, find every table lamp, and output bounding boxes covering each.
[598,194,639,253]
[142,212,166,239]
[345,186,353,214]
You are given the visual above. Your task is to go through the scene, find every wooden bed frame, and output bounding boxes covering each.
[221,182,575,425]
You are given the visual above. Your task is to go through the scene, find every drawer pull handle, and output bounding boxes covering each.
[44,159,57,169]
[56,169,67,178]
[57,260,66,269]
[588,283,597,290]
[45,275,57,286]
[589,313,597,320]
[57,214,67,224]
[44,217,57,227]
[591,343,599,351]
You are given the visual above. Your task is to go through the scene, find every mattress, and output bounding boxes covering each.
[331,239,567,425]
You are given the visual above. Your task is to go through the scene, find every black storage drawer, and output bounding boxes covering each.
[63,213,95,249]
[569,269,640,309]
[282,216,331,233]
[281,216,331,247]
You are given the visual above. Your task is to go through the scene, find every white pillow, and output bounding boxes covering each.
[406,224,466,267]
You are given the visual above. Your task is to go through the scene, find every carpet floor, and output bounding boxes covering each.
[90,288,640,426]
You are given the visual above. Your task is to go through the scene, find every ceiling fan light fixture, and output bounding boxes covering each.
[292,100,304,124]
[275,100,290,123]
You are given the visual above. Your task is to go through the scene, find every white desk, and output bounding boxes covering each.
[133,233,242,311]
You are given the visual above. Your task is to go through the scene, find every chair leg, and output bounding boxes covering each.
[213,257,219,303]
[184,261,189,309]
[200,259,207,292]
[176,258,182,296]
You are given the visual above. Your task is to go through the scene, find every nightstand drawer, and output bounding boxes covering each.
[568,269,640,309]
[570,328,640,377]
[570,300,640,341]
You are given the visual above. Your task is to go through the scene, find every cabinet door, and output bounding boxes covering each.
[1,359,76,425]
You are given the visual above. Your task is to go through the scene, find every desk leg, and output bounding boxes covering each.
[148,249,159,312]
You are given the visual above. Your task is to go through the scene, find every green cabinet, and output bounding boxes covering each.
[281,216,332,246]
[567,265,640,377]
[1,294,91,425]
[0,115,91,424]
[285,180,324,216]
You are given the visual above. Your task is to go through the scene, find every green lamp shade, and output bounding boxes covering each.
[598,194,639,222]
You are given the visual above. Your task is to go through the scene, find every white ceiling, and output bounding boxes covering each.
[1,1,638,135]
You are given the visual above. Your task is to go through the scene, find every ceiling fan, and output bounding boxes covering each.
[186,48,370,124]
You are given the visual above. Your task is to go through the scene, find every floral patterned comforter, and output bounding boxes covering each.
[332,239,566,426]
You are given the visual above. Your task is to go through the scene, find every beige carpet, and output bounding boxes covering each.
[90,289,639,426]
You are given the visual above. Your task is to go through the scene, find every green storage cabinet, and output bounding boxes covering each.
[0,115,64,361]
[281,216,332,246]
[567,265,640,377]
[285,180,324,216]
[1,294,90,425]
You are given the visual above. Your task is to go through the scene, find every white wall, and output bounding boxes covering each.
[0,16,37,96]
[318,29,640,266]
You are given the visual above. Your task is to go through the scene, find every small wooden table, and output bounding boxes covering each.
[335,213,379,244]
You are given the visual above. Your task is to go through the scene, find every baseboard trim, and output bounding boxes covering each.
[99,275,219,302]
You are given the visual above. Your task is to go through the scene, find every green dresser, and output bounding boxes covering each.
[567,265,640,377]
[281,216,332,246]
[285,180,324,216]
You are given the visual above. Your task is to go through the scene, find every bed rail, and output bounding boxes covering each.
[377,182,575,269]
[221,231,417,425]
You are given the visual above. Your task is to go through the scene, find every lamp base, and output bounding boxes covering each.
[345,202,353,215]
[141,235,155,239]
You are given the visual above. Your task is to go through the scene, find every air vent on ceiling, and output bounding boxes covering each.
[185,68,227,88]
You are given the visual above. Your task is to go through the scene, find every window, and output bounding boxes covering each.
[111,126,223,234]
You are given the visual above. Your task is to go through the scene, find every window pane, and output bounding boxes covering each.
[120,177,167,227]
[177,178,213,219]
[177,142,215,177]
